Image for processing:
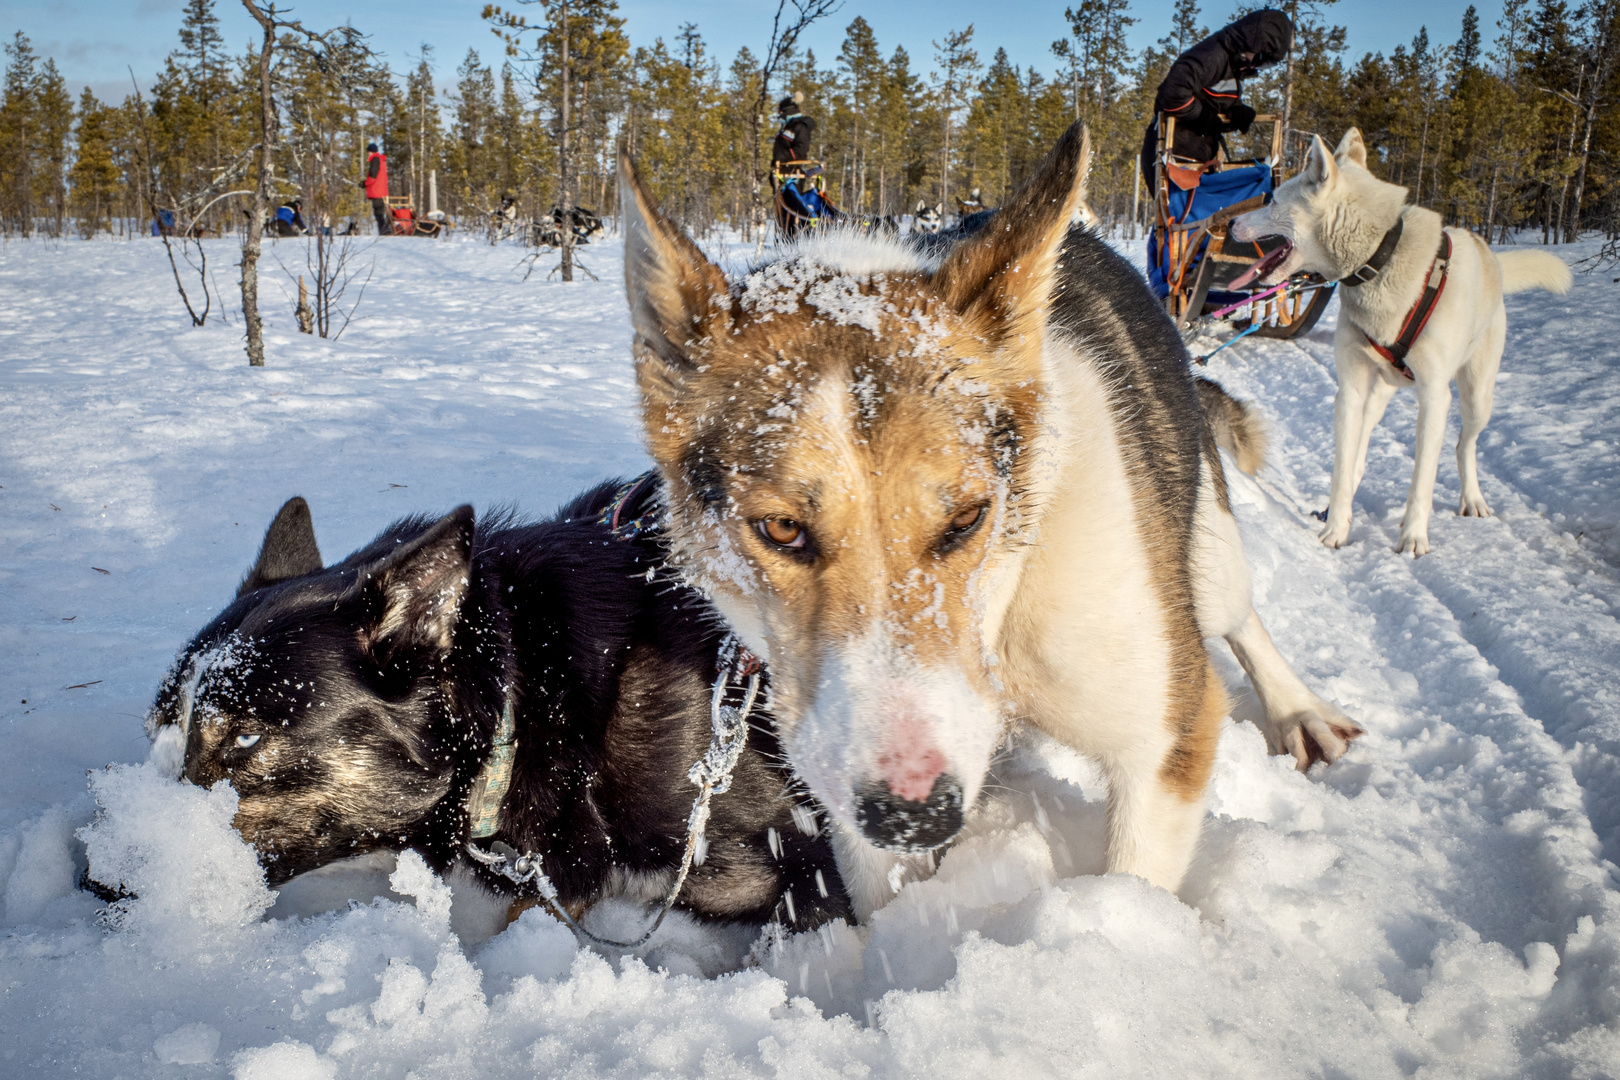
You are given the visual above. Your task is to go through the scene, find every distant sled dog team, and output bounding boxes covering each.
[141,106,1563,936]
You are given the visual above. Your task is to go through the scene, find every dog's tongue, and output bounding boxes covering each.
[1229,240,1293,290]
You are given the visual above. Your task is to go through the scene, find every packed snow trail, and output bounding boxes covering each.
[0,234,1617,1078]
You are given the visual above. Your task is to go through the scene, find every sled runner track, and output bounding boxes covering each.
[1203,299,1620,869]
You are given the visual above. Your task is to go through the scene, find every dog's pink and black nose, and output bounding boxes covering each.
[856,775,965,852]
[850,715,967,851]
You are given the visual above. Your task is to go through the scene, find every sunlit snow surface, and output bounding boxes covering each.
[2,231,1618,1077]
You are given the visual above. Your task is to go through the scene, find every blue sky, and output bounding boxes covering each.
[3,0,1492,104]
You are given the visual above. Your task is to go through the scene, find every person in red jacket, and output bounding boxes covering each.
[362,143,390,235]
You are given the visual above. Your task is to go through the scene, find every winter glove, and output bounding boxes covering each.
[1228,103,1257,133]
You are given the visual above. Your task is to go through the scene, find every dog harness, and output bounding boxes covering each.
[464,636,763,950]
[1355,232,1453,381]
[464,471,773,950]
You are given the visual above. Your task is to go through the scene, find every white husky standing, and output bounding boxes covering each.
[1232,129,1572,556]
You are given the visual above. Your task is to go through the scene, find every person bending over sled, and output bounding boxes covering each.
[1139,9,1293,190]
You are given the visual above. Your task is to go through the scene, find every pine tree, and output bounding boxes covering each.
[403,48,442,214]
[32,58,72,237]
[1526,0,1578,240]
[963,48,1026,206]
[1168,0,1207,54]
[449,50,499,214]
[0,31,39,235]
[836,18,883,214]
[1458,5,1483,73]
[931,27,979,212]
[1057,0,1136,223]
[874,44,924,216]
[177,0,228,103]
[155,0,241,233]
[70,88,120,237]
[1563,0,1620,238]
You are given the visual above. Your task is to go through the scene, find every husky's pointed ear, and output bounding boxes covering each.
[1303,134,1339,188]
[1335,128,1368,169]
[361,505,475,659]
[239,497,323,596]
[618,151,731,372]
[932,122,1090,342]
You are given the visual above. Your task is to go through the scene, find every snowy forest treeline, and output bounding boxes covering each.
[1,0,1618,243]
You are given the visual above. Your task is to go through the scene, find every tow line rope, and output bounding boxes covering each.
[1191,279,1333,365]
[1194,320,1263,365]
[464,635,762,951]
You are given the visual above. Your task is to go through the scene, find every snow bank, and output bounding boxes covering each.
[2,234,1618,1076]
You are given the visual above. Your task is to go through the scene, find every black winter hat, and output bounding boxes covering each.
[366,142,379,153]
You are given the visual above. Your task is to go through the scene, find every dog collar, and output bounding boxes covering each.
[597,471,661,540]
[466,692,517,839]
[1341,216,1403,287]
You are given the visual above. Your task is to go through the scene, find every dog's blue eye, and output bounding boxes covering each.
[235,734,261,749]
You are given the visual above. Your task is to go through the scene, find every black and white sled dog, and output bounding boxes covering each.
[912,200,943,234]
[144,482,850,932]
[1231,129,1572,556]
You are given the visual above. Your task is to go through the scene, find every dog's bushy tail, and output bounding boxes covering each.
[1496,249,1573,295]
[1196,377,1267,476]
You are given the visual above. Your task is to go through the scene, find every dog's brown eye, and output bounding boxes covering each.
[758,518,807,549]
[949,505,986,532]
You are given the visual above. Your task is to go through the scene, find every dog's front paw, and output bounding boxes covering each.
[1395,525,1430,557]
[1458,493,1493,518]
[1318,518,1350,549]
[1270,703,1364,773]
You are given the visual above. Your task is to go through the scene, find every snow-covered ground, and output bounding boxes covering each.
[1,229,1617,1078]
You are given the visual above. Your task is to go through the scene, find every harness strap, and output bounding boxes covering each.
[1365,232,1452,380]
[464,634,764,951]
[463,479,775,950]
[1341,216,1404,288]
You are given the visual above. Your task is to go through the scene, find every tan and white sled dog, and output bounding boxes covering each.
[1231,129,1572,556]
[618,123,1360,919]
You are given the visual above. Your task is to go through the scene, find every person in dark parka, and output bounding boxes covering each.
[772,92,816,169]
[1140,10,1293,188]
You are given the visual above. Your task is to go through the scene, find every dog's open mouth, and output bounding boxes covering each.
[1230,238,1295,290]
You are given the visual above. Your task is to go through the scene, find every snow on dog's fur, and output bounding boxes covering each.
[1232,128,1573,556]
[619,122,1360,918]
